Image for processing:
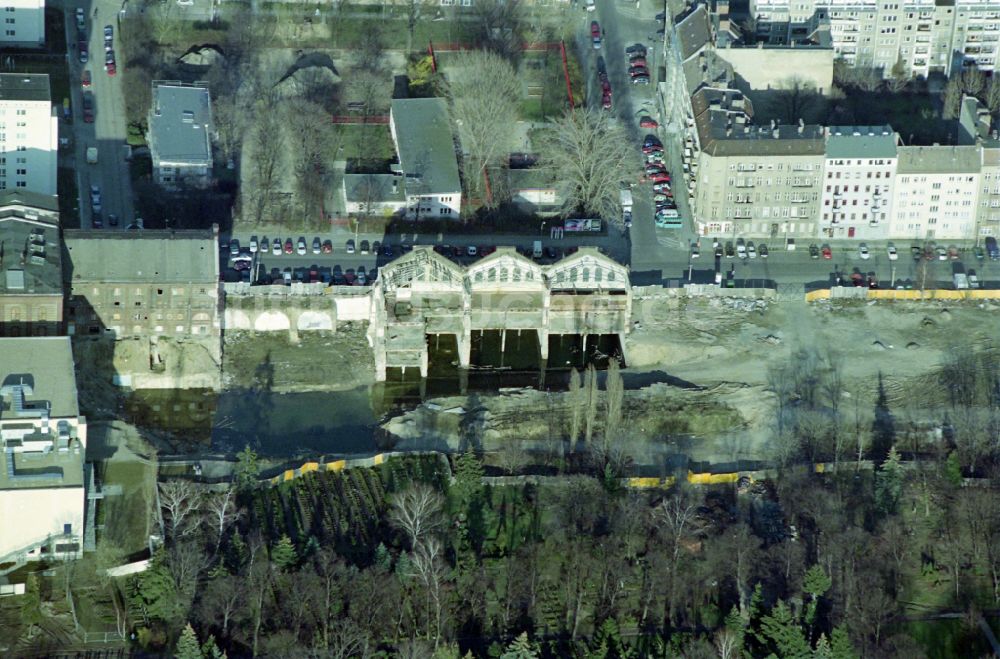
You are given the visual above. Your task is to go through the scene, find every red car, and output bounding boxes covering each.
[106,61,116,76]
[639,116,658,128]
[822,245,832,259]
[600,77,611,95]
[602,91,612,110]
[629,58,647,68]
[81,70,91,88]
[649,172,671,183]
[284,239,294,254]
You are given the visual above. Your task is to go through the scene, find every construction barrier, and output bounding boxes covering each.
[808,288,1000,302]
[267,452,436,485]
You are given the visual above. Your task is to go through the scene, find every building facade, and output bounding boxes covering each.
[0,73,57,196]
[749,0,1000,78]
[0,0,45,48]
[0,337,87,574]
[63,228,220,339]
[819,126,898,240]
[889,146,981,240]
[0,190,62,335]
[978,144,1000,237]
[148,82,214,189]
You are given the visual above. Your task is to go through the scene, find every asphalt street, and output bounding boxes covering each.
[60,0,134,230]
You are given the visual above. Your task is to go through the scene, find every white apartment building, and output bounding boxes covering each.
[889,145,981,241]
[978,144,1000,237]
[750,0,1000,77]
[0,0,45,48]
[148,82,214,189]
[0,337,87,574]
[0,74,57,197]
[820,126,898,240]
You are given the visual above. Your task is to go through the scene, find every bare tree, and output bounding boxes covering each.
[471,0,526,63]
[403,0,435,53]
[408,537,449,648]
[536,110,642,228]
[389,483,445,549]
[583,363,599,444]
[497,441,530,475]
[605,358,624,441]
[567,368,583,446]
[715,628,742,659]
[199,574,242,639]
[943,76,964,120]
[987,76,1000,114]
[246,97,286,224]
[653,493,698,626]
[962,65,987,99]
[158,480,202,540]
[447,50,521,206]
[769,75,820,125]
[282,99,340,225]
[206,487,241,554]
[887,57,910,93]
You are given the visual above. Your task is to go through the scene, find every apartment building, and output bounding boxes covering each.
[0,190,62,336]
[749,0,1000,77]
[148,82,214,189]
[819,126,899,240]
[889,146,981,240]
[0,0,45,48]
[690,88,826,238]
[62,228,220,339]
[0,336,87,575]
[388,98,462,219]
[0,73,57,196]
[978,143,1000,237]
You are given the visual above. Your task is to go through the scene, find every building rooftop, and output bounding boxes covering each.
[0,200,62,297]
[148,82,213,165]
[896,145,982,174]
[0,337,79,420]
[63,229,218,284]
[343,174,407,204]
[825,126,899,159]
[675,5,713,61]
[390,98,462,197]
[0,74,51,103]
[692,87,825,157]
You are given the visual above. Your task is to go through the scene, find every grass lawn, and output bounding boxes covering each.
[518,50,572,121]
[337,124,396,171]
[99,457,156,558]
[57,167,80,228]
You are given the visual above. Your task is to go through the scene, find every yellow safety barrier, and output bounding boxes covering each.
[325,460,347,472]
[687,471,741,485]
[805,289,831,302]
[627,476,677,489]
[808,288,1000,302]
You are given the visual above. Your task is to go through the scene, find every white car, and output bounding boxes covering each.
[586,0,596,10]
[747,241,757,259]
[272,238,282,255]
[887,244,898,261]
[859,243,870,260]
[296,237,307,255]
[249,236,258,253]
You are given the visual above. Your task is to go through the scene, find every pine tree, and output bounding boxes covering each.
[234,445,260,491]
[802,565,832,626]
[20,573,43,629]
[270,534,298,571]
[501,632,539,659]
[759,601,811,659]
[874,445,904,515]
[944,451,964,487]
[201,634,227,659]
[829,626,858,659]
[175,623,202,659]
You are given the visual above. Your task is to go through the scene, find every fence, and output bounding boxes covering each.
[807,287,1000,302]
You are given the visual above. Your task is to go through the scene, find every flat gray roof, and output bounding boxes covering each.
[0,337,79,419]
[390,98,462,197]
[826,126,898,159]
[63,230,217,284]
[896,145,981,174]
[149,83,213,165]
[0,213,62,297]
[343,174,406,203]
[0,74,50,103]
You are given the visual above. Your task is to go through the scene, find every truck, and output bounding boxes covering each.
[86,147,98,164]
[620,189,633,226]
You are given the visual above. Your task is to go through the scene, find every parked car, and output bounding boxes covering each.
[78,42,88,64]
[747,241,757,259]
[986,236,1000,260]
[586,0,595,10]
[649,172,671,183]
[639,116,658,128]
[360,240,370,254]
[691,244,700,259]
[75,7,85,29]
[736,239,747,258]
[249,236,258,253]
[284,239,294,254]
[322,240,333,254]
[628,58,647,68]
[947,245,959,260]
[82,93,94,122]
[631,75,651,85]
[229,238,240,256]
[467,245,478,257]
[92,212,103,228]
[969,269,981,288]
[452,245,464,258]
[911,245,922,261]
[272,238,282,255]
[108,213,118,227]
[974,245,985,260]
[858,243,870,260]
[106,60,116,76]
[382,243,393,257]
[625,43,646,56]
[822,245,832,259]
[887,244,898,260]
[725,241,735,257]
[809,244,820,259]
[345,239,355,254]
[591,21,602,48]
[296,237,307,255]
[629,67,649,78]
[81,70,91,88]
[759,243,768,258]
[602,92,612,110]
[937,245,947,260]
